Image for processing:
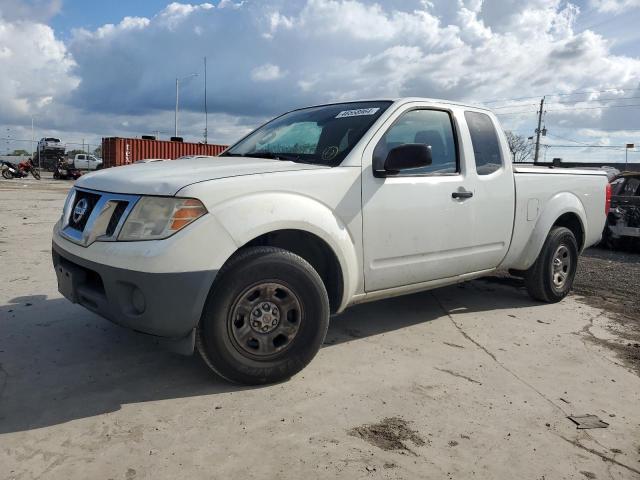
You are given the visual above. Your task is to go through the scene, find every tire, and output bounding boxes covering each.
[197,246,330,385]
[524,226,578,303]
[2,169,12,180]
[31,168,41,180]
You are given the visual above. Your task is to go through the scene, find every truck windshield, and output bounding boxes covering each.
[222,101,392,166]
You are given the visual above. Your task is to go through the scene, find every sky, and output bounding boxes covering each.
[1,0,639,163]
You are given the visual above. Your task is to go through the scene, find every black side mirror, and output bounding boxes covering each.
[377,143,432,176]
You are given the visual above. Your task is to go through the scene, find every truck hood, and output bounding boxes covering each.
[75,157,327,195]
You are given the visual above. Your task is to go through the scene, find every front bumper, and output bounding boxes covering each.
[52,242,217,339]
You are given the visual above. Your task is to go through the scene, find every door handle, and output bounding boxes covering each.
[452,191,473,199]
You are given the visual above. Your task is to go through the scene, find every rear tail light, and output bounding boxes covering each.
[605,182,612,215]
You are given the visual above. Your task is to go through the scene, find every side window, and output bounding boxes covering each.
[465,111,503,175]
[373,109,458,175]
[77,155,85,160]
[621,178,640,196]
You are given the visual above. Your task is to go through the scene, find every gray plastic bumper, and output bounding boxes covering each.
[52,243,217,339]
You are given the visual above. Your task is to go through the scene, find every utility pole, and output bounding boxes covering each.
[204,56,208,144]
[533,96,545,164]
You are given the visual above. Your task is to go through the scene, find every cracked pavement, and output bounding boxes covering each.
[1,176,639,479]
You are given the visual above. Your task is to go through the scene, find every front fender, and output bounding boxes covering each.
[505,192,587,271]
[211,192,360,312]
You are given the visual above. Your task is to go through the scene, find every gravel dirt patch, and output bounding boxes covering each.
[574,247,640,375]
[348,417,425,453]
[574,247,640,321]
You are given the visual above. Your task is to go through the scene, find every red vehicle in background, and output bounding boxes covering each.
[1,158,40,180]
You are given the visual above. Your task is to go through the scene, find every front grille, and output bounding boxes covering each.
[106,201,129,236]
[69,191,101,231]
[61,189,139,246]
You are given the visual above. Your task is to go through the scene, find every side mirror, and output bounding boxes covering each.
[378,143,432,176]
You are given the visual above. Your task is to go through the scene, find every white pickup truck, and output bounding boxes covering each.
[69,153,102,170]
[52,98,610,385]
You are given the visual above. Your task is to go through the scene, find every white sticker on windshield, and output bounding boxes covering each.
[335,108,380,119]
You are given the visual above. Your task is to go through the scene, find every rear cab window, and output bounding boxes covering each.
[465,111,503,175]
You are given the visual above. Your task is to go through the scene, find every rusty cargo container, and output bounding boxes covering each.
[101,137,228,168]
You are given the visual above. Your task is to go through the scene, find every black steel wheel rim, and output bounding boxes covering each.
[227,281,303,359]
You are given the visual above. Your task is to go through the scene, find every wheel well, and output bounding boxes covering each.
[243,230,344,313]
[553,213,584,250]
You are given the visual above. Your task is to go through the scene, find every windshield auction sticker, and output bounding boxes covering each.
[335,108,380,118]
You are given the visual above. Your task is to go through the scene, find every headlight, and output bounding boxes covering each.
[118,197,207,241]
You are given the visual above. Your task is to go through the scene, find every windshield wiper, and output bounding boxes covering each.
[242,152,311,163]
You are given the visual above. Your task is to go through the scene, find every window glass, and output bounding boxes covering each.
[373,109,458,175]
[465,111,503,175]
[621,178,640,196]
[224,101,392,166]
[253,122,322,155]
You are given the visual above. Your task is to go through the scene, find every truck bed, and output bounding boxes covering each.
[500,166,609,271]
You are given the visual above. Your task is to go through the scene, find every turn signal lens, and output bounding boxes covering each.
[170,199,207,231]
[118,197,207,241]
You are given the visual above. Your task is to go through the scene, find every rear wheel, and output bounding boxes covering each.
[2,169,12,180]
[524,226,578,303]
[197,247,330,385]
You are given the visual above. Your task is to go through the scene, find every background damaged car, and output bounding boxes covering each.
[603,172,640,249]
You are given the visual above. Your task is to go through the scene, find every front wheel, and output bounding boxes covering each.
[2,169,12,180]
[524,226,578,303]
[197,246,330,385]
[31,168,41,180]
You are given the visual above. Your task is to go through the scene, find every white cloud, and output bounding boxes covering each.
[0,13,78,123]
[590,0,640,12]
[251,63,286,82]
[1,0,639,156]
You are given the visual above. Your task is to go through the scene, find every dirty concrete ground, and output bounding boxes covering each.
[1,176,640,479]
[491,246,640,376]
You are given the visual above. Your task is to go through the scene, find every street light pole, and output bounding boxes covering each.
[174,73,199,139]
[175,77,179,138]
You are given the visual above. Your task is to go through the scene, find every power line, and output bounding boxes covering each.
[547,103,640,112]
[551,95,640,105]
[575,7,640,34]
[482,87,638,104]
[546,133,592,146]
[542,144,632,149]
[496,103,640,116]
[492,95,640,110]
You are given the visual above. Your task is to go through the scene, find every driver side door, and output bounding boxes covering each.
[361,105,477,292]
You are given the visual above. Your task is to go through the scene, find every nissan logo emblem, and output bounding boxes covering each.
[73,198,89,224]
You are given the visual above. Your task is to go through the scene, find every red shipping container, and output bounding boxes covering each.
[101,137,228,168]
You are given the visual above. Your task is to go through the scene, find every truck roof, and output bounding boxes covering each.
[296,97,492,113]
